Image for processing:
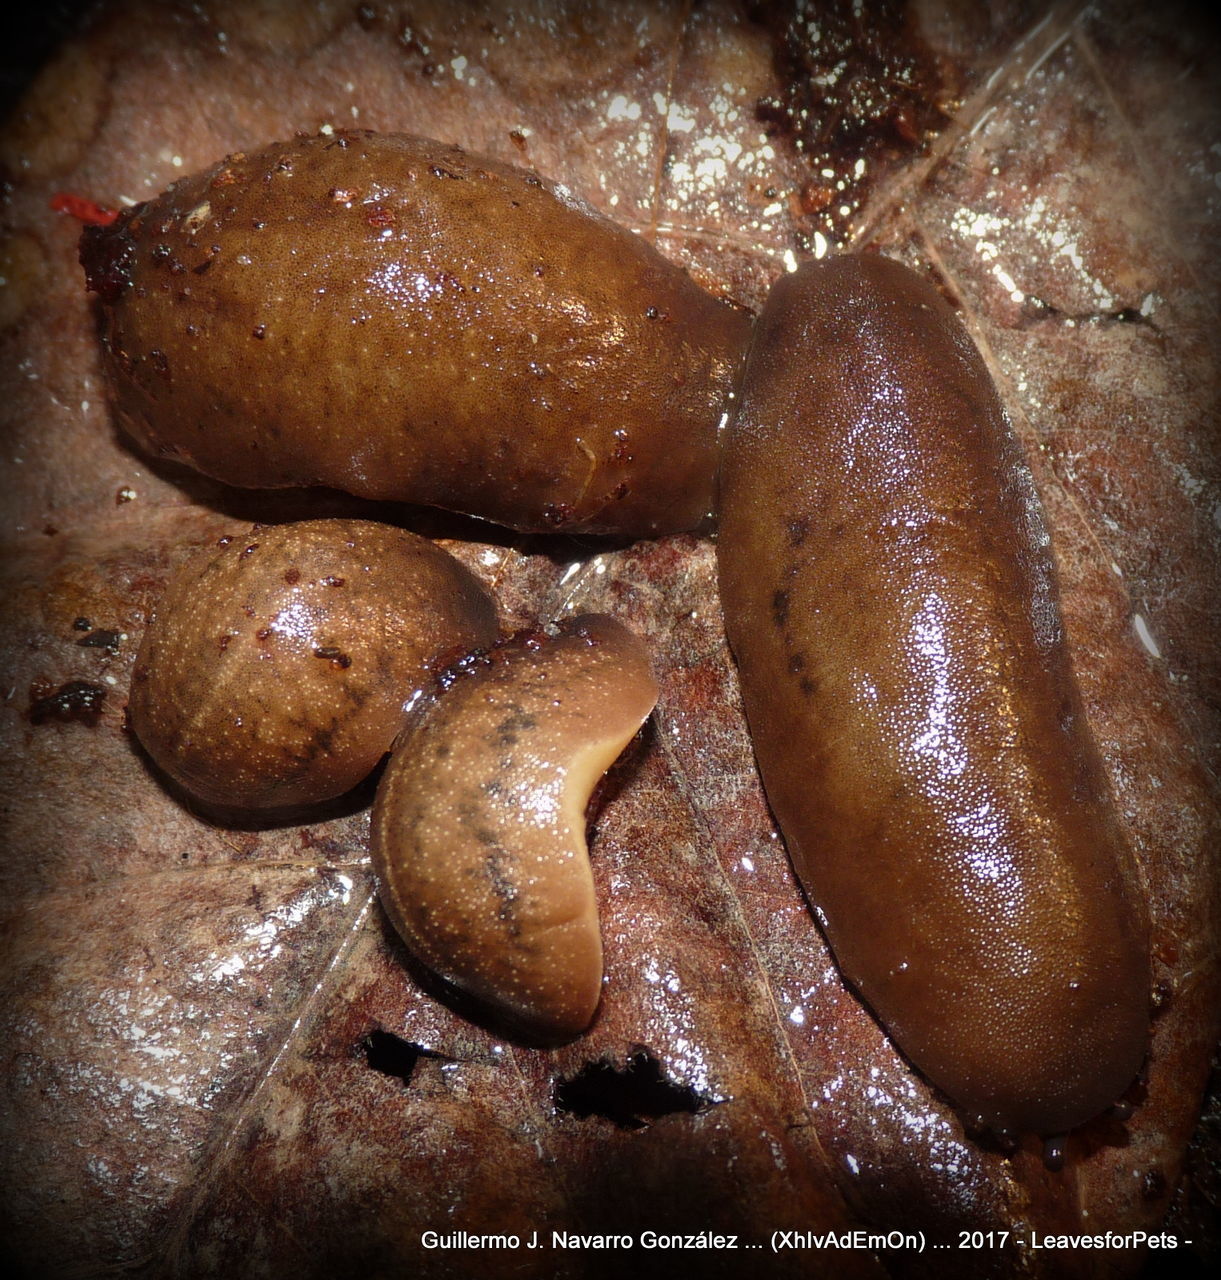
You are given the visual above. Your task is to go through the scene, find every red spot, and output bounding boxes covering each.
[891,104,920,144]
[797,182,833,215]
[50,192,119,226]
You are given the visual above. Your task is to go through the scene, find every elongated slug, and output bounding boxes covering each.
[129,518,498,809]
[716,254,1150,1135]
[81,131,749,535]
[370,615,658,1042]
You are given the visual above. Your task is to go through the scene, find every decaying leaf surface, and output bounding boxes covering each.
[1,2,1217,1277]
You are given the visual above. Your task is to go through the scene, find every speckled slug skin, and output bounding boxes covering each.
[370,615,658,1043]
[128,519,498,809]
[81,130,749,536]
[717,255,1150,1135]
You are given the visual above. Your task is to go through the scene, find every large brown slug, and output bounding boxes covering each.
[370,616,658,1043]
[81,131,749,536]
[129,518,498,809]
[716,254,1150,1135]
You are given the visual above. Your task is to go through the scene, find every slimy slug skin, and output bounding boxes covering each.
[128,518,498,810]
[370,615,658,1043]
[81,130,749,536]
[717,254,1150,1136]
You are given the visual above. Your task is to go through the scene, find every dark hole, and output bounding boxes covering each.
[553,1049,713,1130]
[77,628,122,653]
[28,680,106,727]
[361,1030,449,1086]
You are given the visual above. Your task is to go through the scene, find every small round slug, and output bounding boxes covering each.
[129,518,498,809]
[370,614,658,1042]
[717,254,1150,1135]
[80,130,750,536]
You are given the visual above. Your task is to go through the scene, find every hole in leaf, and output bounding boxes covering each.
[553,1049,717,1130]
[361,1030,449,1086]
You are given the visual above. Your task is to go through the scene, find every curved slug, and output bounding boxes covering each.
[716,254,1150,1135]
[80,130,749,536]
[129,518,497,809]
[370,615,658,1042]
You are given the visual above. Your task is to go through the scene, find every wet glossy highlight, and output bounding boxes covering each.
[717,255,1149,1135]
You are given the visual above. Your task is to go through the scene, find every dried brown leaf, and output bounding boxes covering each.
[1,3,1217,1277]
